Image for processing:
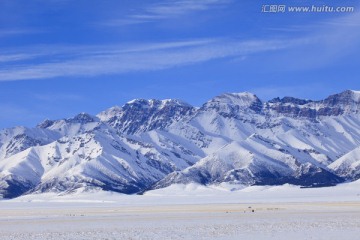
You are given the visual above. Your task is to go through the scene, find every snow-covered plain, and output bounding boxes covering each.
[1,181,360,240]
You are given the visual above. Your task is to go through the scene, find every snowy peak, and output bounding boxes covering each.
[98,98,194,135]
[2,89,360,199]
[323,90,360,105]
[0,126,60,160]
[350,90,360,102]
[316,90,360,115]
[66,113,99,124]
[98,99,192,121]
[203,92,263,113]
[125,98,191,109]
[97,106,122,122]
[37,113,99,130]
[208,92,261,106]
[267,90,360,107]
[34,113,102,139]
[37,119,55,129]
[267,90,360,118]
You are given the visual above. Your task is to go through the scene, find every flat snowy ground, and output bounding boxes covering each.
[1,181,360,240]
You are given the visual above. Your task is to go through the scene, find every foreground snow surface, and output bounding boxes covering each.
[1,181,360,240]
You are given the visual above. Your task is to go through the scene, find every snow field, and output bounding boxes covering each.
[1,181,360,240]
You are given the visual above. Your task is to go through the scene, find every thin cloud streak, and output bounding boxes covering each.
[276,11,360,71]
[0,38,309,81]
[146,0,230,16]
[104,0,231,26]
[0,54,40,63]
[0,29,42,38]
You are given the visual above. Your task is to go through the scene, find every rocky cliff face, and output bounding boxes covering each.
[98,99,194,134]
[267,90,360,118]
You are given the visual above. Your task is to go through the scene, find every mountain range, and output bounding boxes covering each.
[1,90,360,198]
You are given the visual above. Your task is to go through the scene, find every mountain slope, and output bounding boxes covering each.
[329,146,360,180]
[1,90,360,198]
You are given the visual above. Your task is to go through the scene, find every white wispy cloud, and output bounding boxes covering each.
[104,0,231,26]
[145,0,230,16]
[0,38,308,81]
[0,53,42,63]
[0,29,41,38]
[264,10,360,71]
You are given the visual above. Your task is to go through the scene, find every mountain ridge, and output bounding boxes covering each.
[1,90,360,198]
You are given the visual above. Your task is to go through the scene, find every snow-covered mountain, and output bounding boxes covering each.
[1,90,360,198]
[98,99,194,135]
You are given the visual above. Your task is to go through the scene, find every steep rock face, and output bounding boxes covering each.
[267,90,360,118]
[98,99,194,135]
[1,90,360,198]
[319,90,360,115]
[269,97,313,106]
[323,90,360,106]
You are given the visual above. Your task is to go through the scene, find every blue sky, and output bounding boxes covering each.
[0,0,360,129]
